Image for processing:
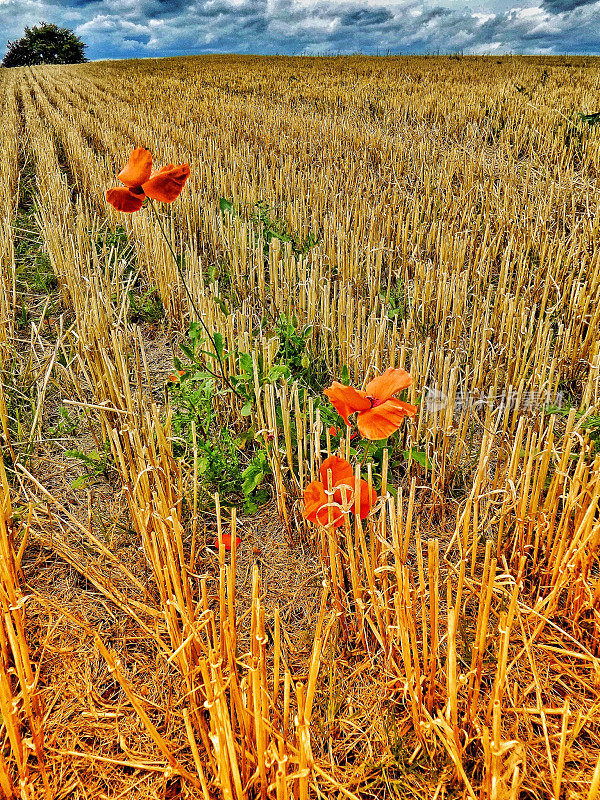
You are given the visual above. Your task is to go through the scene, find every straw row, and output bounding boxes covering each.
[0,71,20,453]
[22,60,600,408]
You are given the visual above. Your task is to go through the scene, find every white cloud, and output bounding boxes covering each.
[1,0,599,60]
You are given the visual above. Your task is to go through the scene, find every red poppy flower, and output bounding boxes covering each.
[106,148,190,212]
[303,456,377,526]
[324,368,417,440]
[212,533,241,551]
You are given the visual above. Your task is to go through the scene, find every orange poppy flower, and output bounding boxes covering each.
[212,533,241,551]
[106,147,190,212]
[168,370,186,383]
[324,368,417,440]
[303,456,377,526]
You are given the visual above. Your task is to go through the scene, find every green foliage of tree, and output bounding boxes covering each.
[2,23,87,68]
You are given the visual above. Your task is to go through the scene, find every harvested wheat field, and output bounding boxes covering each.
[1,54,600,799]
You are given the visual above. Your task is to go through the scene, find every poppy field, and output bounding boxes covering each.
[2,54,600,798]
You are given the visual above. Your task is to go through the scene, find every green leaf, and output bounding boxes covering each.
[372,446,385,462]
[237,427,255,447]
[188,322,204,343]
[238,352,254,375]
[215,297,229,316]
[65,449,85,460]
[580,111,600,126]
[191,370,214,383]
[72,475,89,490]
[241,401,254,416]
[340,365,350,385]
[545,404,571,416]
[197,456,209,476]
[242,464,265,495]
[241,451,270,496]
[212,332,224,360]
[219,198,235,215]
[180,342,194,361]
[402,448,432,470]
[266,364,290,382]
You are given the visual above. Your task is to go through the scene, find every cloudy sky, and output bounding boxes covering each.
[2,0,600,60]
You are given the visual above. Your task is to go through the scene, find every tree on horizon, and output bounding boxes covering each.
[2,23,87,68]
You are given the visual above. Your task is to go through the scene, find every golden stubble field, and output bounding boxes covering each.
[1,54,600,799]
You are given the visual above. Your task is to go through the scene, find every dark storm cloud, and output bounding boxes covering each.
[200,0,259,14]
[122,33,150,44]
[542,0,596,12]
[151,0,191,11]
[420,7,452,22]
[50,0,99,6]
[340,8,394,26]
[1,0,599,60]
[241,16,269,34]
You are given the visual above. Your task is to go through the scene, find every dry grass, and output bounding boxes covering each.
[1,55,600,798]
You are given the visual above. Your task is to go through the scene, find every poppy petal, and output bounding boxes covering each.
[142,163,190,202]
[319,456,354,487]
[357,398,416,440]
[315,502,345,528]
[356,479,377,520]
[324,382,371,425]
[303,481,328,523]
[214,533,241,551]
[106,187,145,213]
[391,399,418,417]
[333,478,377,520]
[303,480,345,527]
[365,368,412,402]
[332,479,355,508]
[117,147,153,188]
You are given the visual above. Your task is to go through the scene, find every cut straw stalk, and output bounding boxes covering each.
[94,636,202,788]
[0,459,50,799]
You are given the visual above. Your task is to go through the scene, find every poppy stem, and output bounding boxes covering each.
[147,199,241,398]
